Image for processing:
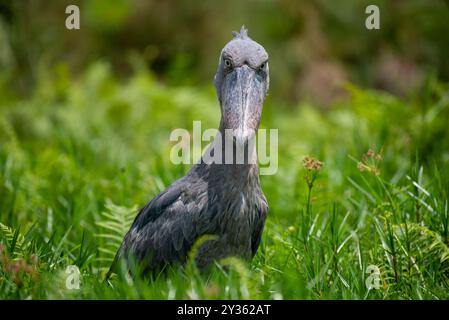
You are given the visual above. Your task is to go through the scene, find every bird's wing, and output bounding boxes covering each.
[251,191,269,257]
[108,177,207,276]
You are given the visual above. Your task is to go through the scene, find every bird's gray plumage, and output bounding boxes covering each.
[109,26,269,276]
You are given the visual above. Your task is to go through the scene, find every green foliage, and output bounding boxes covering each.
[0,61,449,299]
[2,1,449,103]
[95,199,137,273]
[0,223,26,255]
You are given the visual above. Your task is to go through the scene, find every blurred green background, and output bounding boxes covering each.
[1,0,449,299]
[1,0,449,105]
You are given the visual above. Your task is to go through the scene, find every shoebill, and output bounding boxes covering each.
[109,26,269,276]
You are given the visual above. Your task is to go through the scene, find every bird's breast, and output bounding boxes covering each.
[212,190,258,248]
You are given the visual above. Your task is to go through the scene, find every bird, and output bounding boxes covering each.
[109,26,270,277]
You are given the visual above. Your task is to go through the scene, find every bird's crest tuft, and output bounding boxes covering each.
[232,25,249,39]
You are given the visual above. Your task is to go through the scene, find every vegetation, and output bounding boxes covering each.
[1,60,448,299]
[2,1,449,104]
[1,0,449,300]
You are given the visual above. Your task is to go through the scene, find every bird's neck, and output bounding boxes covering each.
[194,126,261,190]
[205,159,261,197]
[203,125,258,165]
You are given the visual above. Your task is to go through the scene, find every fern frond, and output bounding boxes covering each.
[95,199,137,269]
[0,223,26,255]
[394,223,449,273]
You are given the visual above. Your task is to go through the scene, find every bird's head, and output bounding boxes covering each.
[214,26,269,145]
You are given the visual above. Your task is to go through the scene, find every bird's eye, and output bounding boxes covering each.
[224,59,232,68]
[259,62,267,71]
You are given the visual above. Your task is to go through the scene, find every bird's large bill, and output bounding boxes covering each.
[221,64,265,146]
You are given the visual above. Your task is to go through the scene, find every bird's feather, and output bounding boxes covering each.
[108,176,207,276]
[251,192,268,257]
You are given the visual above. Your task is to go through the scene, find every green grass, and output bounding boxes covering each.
[1,61,449,299]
